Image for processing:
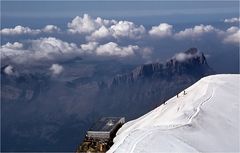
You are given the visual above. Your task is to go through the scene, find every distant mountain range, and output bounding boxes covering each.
[1,48,214,152]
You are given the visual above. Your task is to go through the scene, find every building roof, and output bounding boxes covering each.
[88,117,124,132]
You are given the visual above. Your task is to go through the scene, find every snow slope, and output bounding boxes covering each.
[108,74,240,153]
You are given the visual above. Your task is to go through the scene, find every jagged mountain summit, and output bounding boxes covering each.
[108,74,240,153]
[108,48,213,87]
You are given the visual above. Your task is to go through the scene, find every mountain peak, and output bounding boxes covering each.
[108,48,214,87]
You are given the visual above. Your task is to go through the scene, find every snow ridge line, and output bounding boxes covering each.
[128,82,214,153]
[186,79,214,125]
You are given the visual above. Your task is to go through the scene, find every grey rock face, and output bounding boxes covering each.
[108,48,213,87]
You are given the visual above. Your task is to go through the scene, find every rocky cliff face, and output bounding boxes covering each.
[108,48,213,87]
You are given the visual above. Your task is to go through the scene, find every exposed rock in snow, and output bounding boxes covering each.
[108,74,240,153]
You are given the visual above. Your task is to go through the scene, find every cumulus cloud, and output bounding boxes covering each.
[80,41,151,58]
[110,21,146,39]
[174,24,216,39]
[67,14,116,34]
[87,21,146,40]
[30,37,79,56]
[3,65,14,75]
[80,41,150,57]
[2,42,24,50]
[1,42,28,62]
[68,14,145,40]
[1,25,61,35]
[222,26,240,45]
[42,25,61,33]
[1,37,150,63]
[80,42,99,53]
[49,64,64,75]
[96,42,139,57]
[224,17,240,23]
[149,23,173,38]
[1,37,79,63]
[68,14,98,34]
[173,24,239,45]
[86,26,111,41]
[0,25,41,35]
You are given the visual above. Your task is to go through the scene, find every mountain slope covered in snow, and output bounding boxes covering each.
[108,74,240,153]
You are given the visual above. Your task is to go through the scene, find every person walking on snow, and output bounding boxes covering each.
[183,90,186,95]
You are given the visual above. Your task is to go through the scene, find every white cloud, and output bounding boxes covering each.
[3,65,14,75]
[222,26,240,45]
[30,37,78,56]
[1,37,149,63]
[174,24,216,39]
[225,26,239,34]
[67,14,116,34]
[80,41,149,58]
[96,42,139,57]
[42,25,60,33]
[95,17,117,27]
[2,42,23,50]
[149,23,173,38]
[173,24,239,45]
[80,42,99,53]
[224,17,240,23]
[86,26,111,41]
[1,42,28,62]
[49,64,64,75]
[1,37,79,63]
[0,25,41,35]
[67,14,98,34]
[174,53,193,62]
[110,21,146,39]
[68,14,145,40]
[1,25,61,35]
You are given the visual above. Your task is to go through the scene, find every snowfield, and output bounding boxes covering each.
[108,74,240,153]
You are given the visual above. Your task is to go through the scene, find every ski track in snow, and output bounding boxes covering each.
[112,78,215,153]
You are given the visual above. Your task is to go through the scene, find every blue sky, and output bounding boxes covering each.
[2,1,238,19]
[1,1,239,29]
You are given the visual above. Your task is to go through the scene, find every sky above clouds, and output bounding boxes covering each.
[1,1,239,28]
[2,1,238,18]
[1,1,239,73]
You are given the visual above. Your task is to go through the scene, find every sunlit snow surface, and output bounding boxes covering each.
[108,74,240,153]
